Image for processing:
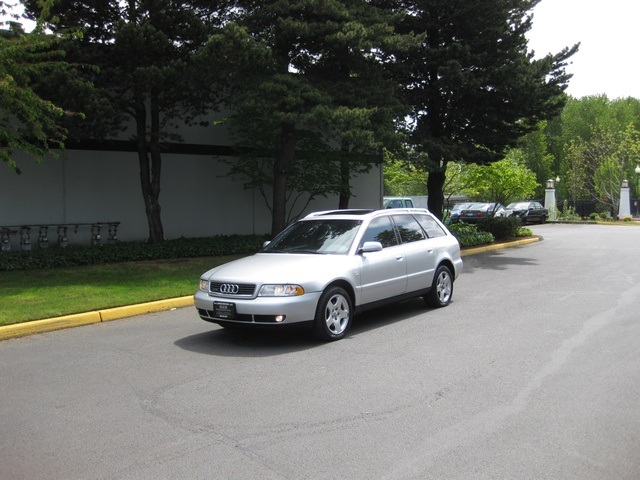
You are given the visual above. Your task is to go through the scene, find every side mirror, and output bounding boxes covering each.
[359,241,383,254]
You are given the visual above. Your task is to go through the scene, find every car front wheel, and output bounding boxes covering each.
[312,287,353,341]
[425,265,453,308]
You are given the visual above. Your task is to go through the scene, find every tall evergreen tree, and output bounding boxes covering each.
[211,0,406,235]
[23,0,231,243]
[392,0,577,218]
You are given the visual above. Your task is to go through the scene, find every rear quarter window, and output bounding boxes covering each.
[392,214,426,243]
[414,214,447,238]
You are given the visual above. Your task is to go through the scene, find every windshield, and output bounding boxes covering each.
[262,219,362,255]
[507,202,530,210]
[452,203,473,212]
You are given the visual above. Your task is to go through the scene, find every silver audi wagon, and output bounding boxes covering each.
[194,208,462,341]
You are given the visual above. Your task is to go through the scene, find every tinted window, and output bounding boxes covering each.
[414,214,446,238]
[264,219,361,254]
[360,217,398,248]
[392,214,426,243]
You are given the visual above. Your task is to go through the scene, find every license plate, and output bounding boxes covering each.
[213,301,235,319]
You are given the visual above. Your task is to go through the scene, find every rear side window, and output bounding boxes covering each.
[392,214,426,244]
[360,217,399,248]
[414,214,447,238]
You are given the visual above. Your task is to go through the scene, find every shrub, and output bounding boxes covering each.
[477,216,521,240]
[448,223,494,248]
[589,212,599,221]
[515,227,533,237]
[0,235,267,272]
[556,204,582,221]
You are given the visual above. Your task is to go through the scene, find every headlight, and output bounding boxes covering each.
[199,279,209,292]
[259,284,305,296]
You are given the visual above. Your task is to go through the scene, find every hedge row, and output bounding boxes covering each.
[0,235,267,271]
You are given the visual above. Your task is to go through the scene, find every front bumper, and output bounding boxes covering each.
[193,290,322,325]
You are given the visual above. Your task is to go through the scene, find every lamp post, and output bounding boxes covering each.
[635,165,640,217]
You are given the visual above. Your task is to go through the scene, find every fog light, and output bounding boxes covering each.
[275,315,285,323]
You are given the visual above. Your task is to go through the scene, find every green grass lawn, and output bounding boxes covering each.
[0,255,243,326]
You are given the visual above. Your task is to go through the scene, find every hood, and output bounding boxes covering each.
[201,253,358,285]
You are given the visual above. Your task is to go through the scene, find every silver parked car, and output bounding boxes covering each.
[194,209,463,341]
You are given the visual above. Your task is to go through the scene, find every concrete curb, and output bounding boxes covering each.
[0,296,194,341]
[0,236,542,341]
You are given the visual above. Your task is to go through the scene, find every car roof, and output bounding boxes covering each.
[303,208,431,220]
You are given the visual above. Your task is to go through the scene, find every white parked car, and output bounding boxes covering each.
[194,208,463,341]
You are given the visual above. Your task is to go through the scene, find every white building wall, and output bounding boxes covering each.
[1,149,382,249]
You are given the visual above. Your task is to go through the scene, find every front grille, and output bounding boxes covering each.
[209,282,256,296]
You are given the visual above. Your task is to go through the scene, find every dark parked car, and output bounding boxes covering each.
[505,201,548,224]
[459,203,506,224]
[447,202,475,224]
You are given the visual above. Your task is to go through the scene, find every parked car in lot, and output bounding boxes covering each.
[505,201,548,224]
[447,202,475,224]
[195,209,463,341]
[459,202,506,224]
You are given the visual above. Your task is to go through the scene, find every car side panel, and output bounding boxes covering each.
[357,244,407,305]
[403,238,437,294]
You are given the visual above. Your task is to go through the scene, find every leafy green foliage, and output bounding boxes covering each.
[0,15,84,173]
[556,201,582,221]
[383,150,428,195]
[515,227,533,237]
[447,223,494,248]
[0,235,266,271]
[477,216,522,240]
[461,156,539,204]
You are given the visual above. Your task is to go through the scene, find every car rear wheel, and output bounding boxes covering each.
[540,215,546,224]
[312,287,352,341]
[425,265,453,308]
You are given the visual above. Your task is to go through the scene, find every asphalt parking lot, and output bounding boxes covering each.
[1,223,639,479]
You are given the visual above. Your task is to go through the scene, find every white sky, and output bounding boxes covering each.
[526,0,640,100]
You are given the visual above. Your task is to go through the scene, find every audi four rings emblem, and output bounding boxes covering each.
[219,284,240,294]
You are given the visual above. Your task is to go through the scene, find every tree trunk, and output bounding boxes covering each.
[338,143,351,209]
[427,170,445,220]
[271,121,296,236]
[135,95,164,244]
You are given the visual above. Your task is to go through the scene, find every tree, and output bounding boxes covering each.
[461,153,538,205]
[23,0,230,243]
[570,123,640,213]
[552,96,640,200]
[383,149,428,196]
[392,0,577,219]
[518,121,554,199]
[210,0,406,236]
[1,1,82,173]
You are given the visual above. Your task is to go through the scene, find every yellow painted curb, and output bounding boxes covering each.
[99,296,194,322]
[0,295,194,341]
[0,311,102,341]
[461,236,541,256]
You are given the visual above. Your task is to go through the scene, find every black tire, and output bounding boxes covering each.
[424,265,454,308]
[540,215,546,224]
[312,286,353,341]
